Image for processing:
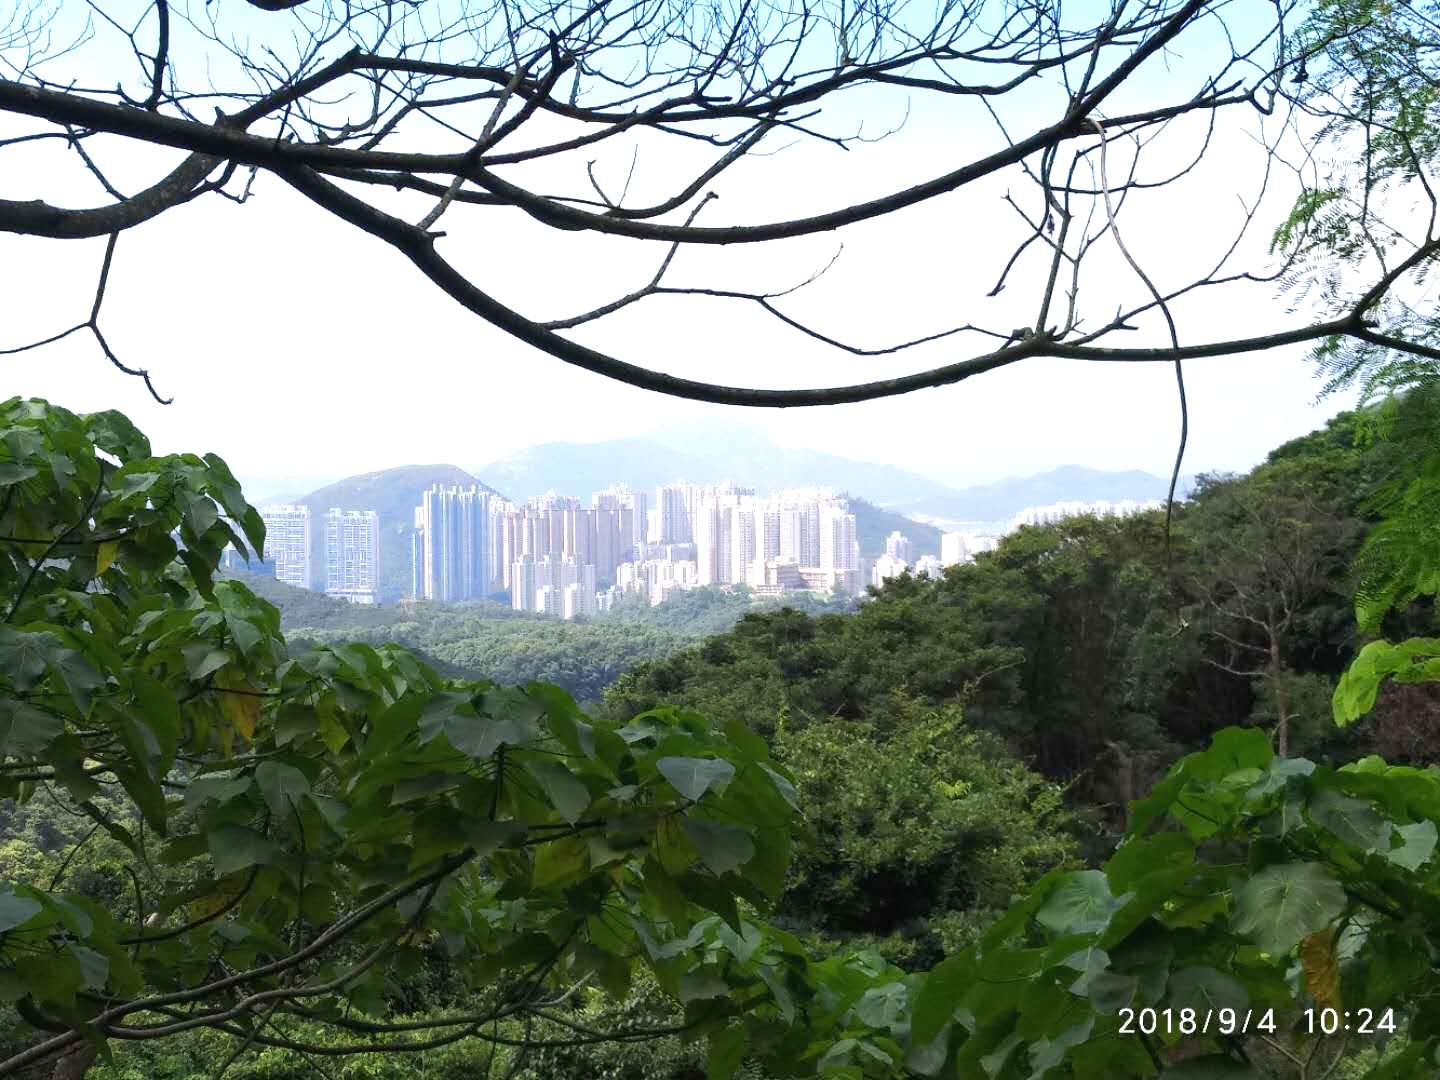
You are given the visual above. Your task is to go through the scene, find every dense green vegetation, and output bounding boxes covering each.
[11,25,1440,1070]
[13,354,1440,1078]
[605,408,1402,828]
[230,570,851,705]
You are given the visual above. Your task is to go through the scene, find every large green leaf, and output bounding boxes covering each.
[657,756,735,801]
[1389,820,1438,870]
[1231,862,1345,956]
[0,889,42,932]
[0,698,62,755]
[1167,966,1248,1015]
[911,953,973,1045]
[1308,788,1393,852]
[207,824,278,875]
[706,1024,747,1080]
[1036,871,1126,936]
[682,817,755,875]
[0,629,52,691]
[525,760,590,825]
[256,761,311,818]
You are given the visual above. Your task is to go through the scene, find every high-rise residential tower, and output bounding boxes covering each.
[258,504,313,590]
[418,484,491,602]
[885,531,914,564]
[325,508,380,604]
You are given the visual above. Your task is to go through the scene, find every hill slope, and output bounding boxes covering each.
[850,497,943,558]
[901,465,1189,521]
[477,420,957,504]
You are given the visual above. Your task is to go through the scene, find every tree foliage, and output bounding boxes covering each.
[0,398,839,1079]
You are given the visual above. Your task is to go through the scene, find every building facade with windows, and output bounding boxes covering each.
[325,508,380,604]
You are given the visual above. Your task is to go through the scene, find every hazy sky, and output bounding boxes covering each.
[1,3,1355,494]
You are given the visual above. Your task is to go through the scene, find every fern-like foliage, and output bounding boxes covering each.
[1349,382,1440,629]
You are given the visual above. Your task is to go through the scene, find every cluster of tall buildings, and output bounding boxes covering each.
[869,528,1001,587]
[255,504,380,604]
[409,484,643,611]
[410,481,864,618]
[243,490,1157,615]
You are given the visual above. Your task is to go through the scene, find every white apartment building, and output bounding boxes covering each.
[872,553,909,587]
[914,554,944,577]
[730,505,758,585]
[941,531,1000,566]
[259,504,313,590]
[884,531,913,564]
[940,532,968,566]
[324,509,380,604]
[514,554,595,619]
[819,504,861,591]
[1010,498,1163,529]
[652,484,693,543]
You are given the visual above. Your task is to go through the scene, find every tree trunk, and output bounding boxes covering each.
[1270,634,1289,758]
[50,1041,97,1080]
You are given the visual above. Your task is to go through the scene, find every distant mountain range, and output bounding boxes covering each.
[276,427,1187,601]
[477,421,1185,522]
[900,465,1194,523]
[477,419,957,508]
[298,465,506,523]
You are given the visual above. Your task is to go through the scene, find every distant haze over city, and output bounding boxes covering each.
[240,419,1195,520]
[238,420,1180,616]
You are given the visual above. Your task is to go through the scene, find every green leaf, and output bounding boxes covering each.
[255,762,311,818]
[657,756,735,801]
[1389,820,1438,870]
[980,1033,1023,1079]
[525,761,590,825]
[466,820,527,856]
[531,834,589,889]
[912,953,973,1045]
[1036,870,1126,936]
[0,629,52,691]
[706,1024,747,1080]
[185,494,219,536]
[758,762,800,810]
[0,698,63,755]
[207,824,278,875]
[678,972,730,1003]
[1308,788,1393,852]
[1334,638,1440,726]
[682,817,755,875]
[905,1023,950,1077]
[182,644,230,683]
[1232,862,1345,956]
[0,889,42,932]
[855,981,907,1029]
[184,772,253,808]
[676,872,742,932]
[69,944,109,991]
[1167,966,1248,1015]
[817,1038,858,1072]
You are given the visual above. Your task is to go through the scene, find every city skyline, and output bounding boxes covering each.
[248,474,1166,620]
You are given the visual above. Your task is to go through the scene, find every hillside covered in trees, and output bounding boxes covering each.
[7,388,1439,1079]
[16,0,1440,1074]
